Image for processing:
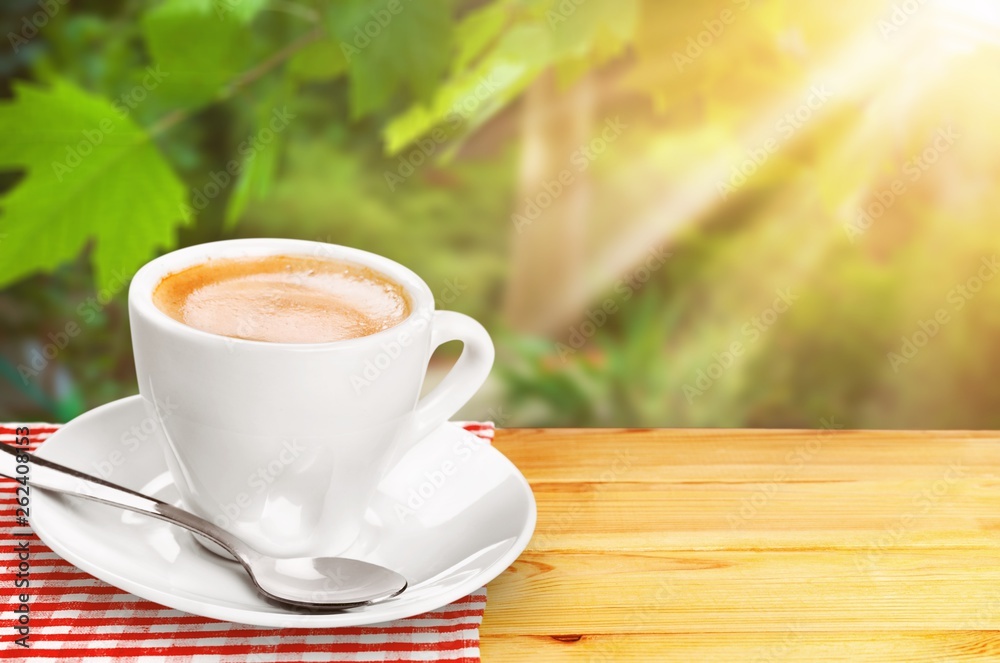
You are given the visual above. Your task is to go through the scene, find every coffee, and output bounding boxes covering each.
[153,255,411,343]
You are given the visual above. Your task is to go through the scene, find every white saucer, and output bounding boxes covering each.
[30,396,535,628]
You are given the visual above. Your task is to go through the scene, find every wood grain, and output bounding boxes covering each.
[481,429,1000,661]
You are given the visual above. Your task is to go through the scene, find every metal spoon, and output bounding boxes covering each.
[0,444,407,609]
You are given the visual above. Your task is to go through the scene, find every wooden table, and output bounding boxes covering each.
[481,428,1000,661]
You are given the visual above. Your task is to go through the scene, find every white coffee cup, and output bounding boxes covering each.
[128,238,494,557]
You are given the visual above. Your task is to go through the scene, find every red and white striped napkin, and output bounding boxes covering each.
[0,422,493,662]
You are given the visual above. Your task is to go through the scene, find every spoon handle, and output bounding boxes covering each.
[0,443,251,563]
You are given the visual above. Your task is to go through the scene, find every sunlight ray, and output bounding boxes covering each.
[553,22,921,330]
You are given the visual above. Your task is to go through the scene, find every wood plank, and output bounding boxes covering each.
[525,479,1000,551]
[484,551,1000,635]
[494,428,1000,483]
[481,632,1000,662]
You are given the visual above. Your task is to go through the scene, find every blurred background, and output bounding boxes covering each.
[2,0,1000,428]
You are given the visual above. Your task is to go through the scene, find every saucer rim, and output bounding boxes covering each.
[30,395,536,628]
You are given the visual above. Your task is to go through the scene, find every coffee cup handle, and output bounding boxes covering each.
[411,311,495,441]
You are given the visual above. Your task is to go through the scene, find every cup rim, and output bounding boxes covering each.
[128,238,435,350]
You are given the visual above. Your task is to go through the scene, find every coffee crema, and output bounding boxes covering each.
[153,255,411,343]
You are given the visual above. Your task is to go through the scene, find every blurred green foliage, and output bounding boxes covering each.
[4,0,1000,431]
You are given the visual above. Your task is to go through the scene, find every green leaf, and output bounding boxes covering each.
[383,23,551,154]
[141,0,258,109]
[327,0,455,118]
[287,39,348,82]
[224,120,284,230]
[382,0,639,153]
[548,0,636,61]
[223,77,294,230]
[224,145,277,230]
[0,80,190,290]
[453,2,509,71]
